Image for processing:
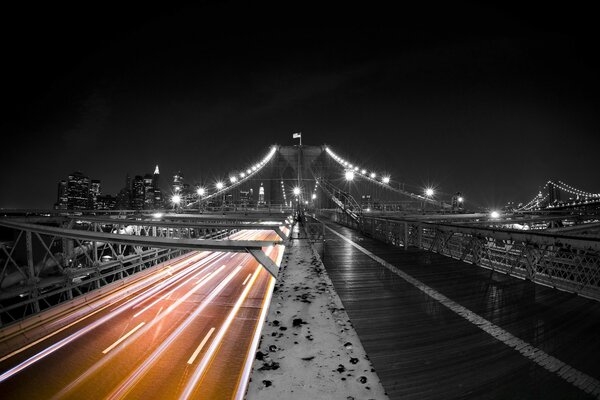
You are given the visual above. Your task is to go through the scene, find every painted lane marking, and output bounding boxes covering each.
[0,254,225,384]
[187,328,215,365]
[242,273,252,286]
[102,322,146,354]
[181,244,276,399]
[105,265,243,400]
[325,225,600,398]
[49,264,231,399]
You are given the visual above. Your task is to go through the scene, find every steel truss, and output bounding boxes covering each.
[0,215,289,327]
[321,210,600,301]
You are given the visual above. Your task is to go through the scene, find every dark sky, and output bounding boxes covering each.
[2,3,598,210]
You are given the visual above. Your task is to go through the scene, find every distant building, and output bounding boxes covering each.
[451,192,464,212]
[152,165,160,188]
[143,173,154,209]
[96,195,117,210]
[66,171,92,210]
[258,183,265,205]
[90,179,101,208]
[361,194,372,209]
[131,175,145,210]
[54,180,68,209]
[173,171,184,193]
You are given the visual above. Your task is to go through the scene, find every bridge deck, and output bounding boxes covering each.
[320,218,600,399]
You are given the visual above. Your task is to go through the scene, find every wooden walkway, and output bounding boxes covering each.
[320,219,600,399]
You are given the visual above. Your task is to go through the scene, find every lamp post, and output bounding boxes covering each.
[424,187,434,212]
[196,187,205,213]
[171,194,181,211]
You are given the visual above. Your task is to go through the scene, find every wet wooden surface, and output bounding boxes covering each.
[320,219,600,399]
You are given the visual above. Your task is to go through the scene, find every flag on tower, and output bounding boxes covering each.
[293,132,301,139]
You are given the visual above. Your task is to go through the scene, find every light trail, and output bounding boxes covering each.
[235,275,276,400]
[234,243,284,400]
[1,228,288,399]
[51,263,233,399]
[106,265,244,400]
[179,243,277,399]
[179,264,263,400]
[0,252,228,383]
[0,251,209,365]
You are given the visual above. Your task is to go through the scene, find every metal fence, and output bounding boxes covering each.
[319,210,600,301]
[0,213,287,327]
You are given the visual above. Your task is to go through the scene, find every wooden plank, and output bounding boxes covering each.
[321,221,600,399]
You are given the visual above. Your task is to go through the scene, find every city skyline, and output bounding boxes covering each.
[2,4,599,209]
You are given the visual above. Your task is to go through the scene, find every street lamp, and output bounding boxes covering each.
[171,194,181,210]
[370,172,376,179]
[293,187,301,196]
[490,210,500,219]
[196,187,205,213]
[382,176,390,184]
[345,170,355,181]
[216,181,224,190]
[425,188,434,197]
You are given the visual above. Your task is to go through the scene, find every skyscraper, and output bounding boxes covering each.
[54,180,68,209]
[143,173,154,209]
[90,180,101,209]
[66,171,92,210]
[153,165,160,188]
[131,175,145,210]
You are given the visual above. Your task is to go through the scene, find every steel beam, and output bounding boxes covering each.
[247,248,279,278]
[0,220,281,252]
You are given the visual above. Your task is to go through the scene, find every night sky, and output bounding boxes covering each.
[2,3,598,210]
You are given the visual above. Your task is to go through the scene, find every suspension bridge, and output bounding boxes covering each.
[1,143,599,399]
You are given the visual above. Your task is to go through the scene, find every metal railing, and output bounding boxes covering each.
[0,212,289,327]
[319,210,600,301]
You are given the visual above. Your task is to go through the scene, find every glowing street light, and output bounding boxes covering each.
[216,181,224,190]
[490,210,500,219]
[457,196,464,203]
[425,188,434,197]
[361,169,367,174]
[196,187,205,196]
[382,176,390,184]
[230,176,237,183]
[345,170,355,181]
[171,194,181,205]
[293,186,301,196]
[370,172,376,179]
[312,193,317,199]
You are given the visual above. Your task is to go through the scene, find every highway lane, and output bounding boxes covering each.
[0,228,285,399]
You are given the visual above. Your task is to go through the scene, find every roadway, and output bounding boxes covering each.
[0,228,285,399]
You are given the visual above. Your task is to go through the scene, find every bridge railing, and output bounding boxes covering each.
[0,213,288,327]
[318,209,600,301]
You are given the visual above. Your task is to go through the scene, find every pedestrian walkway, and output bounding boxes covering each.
[319,217,600,399]
[246,224,388,399]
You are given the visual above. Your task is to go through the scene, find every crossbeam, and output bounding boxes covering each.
[0,220,281,252]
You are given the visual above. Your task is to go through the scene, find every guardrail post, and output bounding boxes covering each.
[25,231,40,313]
